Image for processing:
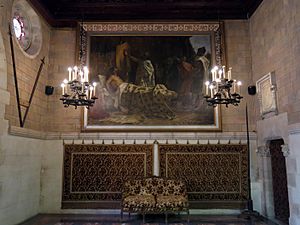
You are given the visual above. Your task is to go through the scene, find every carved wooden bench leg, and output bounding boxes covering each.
[187,209,190,224]
[165,212,168,224]
[120,209,123,222]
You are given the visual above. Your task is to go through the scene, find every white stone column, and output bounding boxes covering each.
[256,145,275,218]
[153,140,159,176]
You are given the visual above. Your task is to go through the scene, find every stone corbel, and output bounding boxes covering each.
[256,145,270,157]
[281,144,290,157]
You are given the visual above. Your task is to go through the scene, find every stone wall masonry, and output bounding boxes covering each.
[44,20,255,133]
[288,130,300,225]
[250,0,300,224]
[45,29,81,132]
[223,20,256,133]
[0,135,43,225]
[250,0,300,124]
[0,1,48,225]
[1,0,51,132]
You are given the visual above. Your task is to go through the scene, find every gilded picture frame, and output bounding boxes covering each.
[81,22,224,132]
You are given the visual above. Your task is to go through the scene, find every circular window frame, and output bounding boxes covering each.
[11,0,42,58]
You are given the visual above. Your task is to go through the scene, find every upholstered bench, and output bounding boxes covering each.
[121,176,189,223]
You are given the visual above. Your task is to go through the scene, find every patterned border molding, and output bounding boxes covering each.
[83,22,220,33]
[281,144,289,157]
[256,145,270,157]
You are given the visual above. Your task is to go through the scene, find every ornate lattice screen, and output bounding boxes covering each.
[159,144,249,209]
[62,144,153,209]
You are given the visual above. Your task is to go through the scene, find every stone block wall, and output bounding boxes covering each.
[2,0,51,131]
[0,1,46,225]
[250,0,300,123]
[44,20,255,133]
[223,20,256,132]
[45,29,81,132]
[250,0,300,224]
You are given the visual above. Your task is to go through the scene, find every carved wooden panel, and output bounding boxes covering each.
[62,144,153,209]
[159,144,248,208]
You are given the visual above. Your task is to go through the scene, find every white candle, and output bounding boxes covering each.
[84,67,89,82]
[222,66,226,79]
[211,67,217,81]
[79,70,84,82]
[218,69,223,80]
[205,81,210,95]
[89,86,93,99]
[209,84,214,98]
[237,81,242,93]
[93,82,97,96]
[233,80,237,93]
[61,83,65,95]
[228,67,232,81]
[82,82,85,92]
[73,66,78,80]
[63,79,68,95]
[68,67,72,81]
[86,70,89,82]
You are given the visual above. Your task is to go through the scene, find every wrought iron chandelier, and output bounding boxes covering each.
[60,23,97,109]
[204,66,243,107]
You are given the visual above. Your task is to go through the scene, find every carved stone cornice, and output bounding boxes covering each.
[281,144,290,157]
[256,145,270,157]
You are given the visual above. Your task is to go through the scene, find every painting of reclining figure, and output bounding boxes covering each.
[84,34,221,131]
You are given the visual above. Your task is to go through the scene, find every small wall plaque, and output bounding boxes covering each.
[256,71,278,119]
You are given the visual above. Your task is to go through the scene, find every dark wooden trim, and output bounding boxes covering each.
[8,24,23,127]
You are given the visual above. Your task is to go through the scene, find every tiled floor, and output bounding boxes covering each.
[19,214,279,225]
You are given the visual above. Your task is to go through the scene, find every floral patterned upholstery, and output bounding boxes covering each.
[121,177,189,218]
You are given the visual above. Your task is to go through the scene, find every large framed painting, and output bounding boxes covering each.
[81,22,224,132]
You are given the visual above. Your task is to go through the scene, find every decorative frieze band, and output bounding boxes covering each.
[83,22,220,33]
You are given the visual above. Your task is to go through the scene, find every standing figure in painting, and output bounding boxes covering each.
[192,47,210,108]
[127,51,155,87]
[88,74,110,120]
[177,56,193,108]
[164,57,180,92]
[105,67,177,119]
[115,41,131,82]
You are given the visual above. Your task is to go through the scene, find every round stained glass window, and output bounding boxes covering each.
[12,0,42,57]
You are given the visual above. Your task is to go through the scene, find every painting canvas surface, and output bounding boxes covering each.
[82,25,222,131]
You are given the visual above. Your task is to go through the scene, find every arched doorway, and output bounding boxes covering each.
[269,139,290,224]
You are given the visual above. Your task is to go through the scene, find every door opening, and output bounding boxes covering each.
[269,139,290,224]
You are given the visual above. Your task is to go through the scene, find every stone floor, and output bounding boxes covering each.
[19,214,279,225]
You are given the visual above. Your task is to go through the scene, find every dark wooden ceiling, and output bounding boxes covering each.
[28,0,264,27]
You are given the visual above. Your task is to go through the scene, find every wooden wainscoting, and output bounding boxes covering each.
[159,144,248,209]
[62,144,153,209]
